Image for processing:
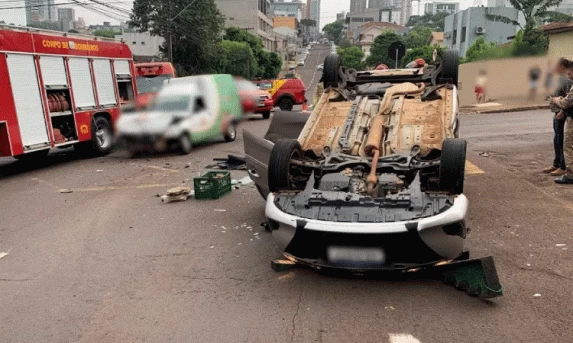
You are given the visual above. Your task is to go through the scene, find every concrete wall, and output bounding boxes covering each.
[547,32,573,59]
[457,56,561,106]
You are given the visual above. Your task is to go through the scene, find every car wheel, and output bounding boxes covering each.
[439,138,467,195]
[262,111,271,119]
[224,123,236,142]
[323,54,342,88]
[441,49,459,86]
[268,139,306,192]
[178,133,192,155]
[279,98,294,111]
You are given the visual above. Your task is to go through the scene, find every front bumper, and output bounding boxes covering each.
[120,134,173,152]
[265,193,468,270]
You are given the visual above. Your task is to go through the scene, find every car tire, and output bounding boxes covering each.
[262,111,271,119]
[279,98,294,111]
[323,54,342,88]
[224,123,236,142]
[441,49,459,86]
[178,133,192,155]
[268,139,303,193]
[439,138,467,195]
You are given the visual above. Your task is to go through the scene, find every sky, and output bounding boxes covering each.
[0,0,477,29]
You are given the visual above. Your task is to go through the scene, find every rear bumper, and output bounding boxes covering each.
[265,193,468,270]
[254,104,273,113]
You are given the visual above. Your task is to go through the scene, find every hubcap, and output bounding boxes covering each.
[227,125,236,139]
[96,126,111,149]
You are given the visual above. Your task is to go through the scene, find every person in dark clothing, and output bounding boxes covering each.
[529,64,542,101]
[544,58,573,176]
[551,62,573,184]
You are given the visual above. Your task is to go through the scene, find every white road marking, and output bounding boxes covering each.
[389,333,422,343]
[0,252,9,259]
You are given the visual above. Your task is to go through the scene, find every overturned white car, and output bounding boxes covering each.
[244,51,502,297]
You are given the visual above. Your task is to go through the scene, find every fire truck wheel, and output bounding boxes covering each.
[92,116,113,155]
[178,133,193,155]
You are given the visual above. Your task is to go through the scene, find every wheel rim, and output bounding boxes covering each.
[180,135,191,152]
[227,125,236,140]
[95,124,111,149]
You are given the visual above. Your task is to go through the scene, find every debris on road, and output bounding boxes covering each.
[161,187,193,203]
[194,171,232,200]
[555,244,567,247]
[384,306,395,311]
[206,155,247,170]
[0,252,8,259]
[533,293,542,297]
[96,170,103,172]
[214,209,227,212]
[59,189,73,193]
[479,152,490,157]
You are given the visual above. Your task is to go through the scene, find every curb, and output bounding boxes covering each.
[460,105,550,114]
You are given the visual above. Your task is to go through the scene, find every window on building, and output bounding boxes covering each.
[453,29,457,44]
[132,41,136,45]
[461,27,466,43]
[141,42,145,45]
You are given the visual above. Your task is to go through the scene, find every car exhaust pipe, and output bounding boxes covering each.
[365,115,385,194]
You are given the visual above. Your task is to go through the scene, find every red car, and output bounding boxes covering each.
[235,78,274,119]
[253,78,306,111]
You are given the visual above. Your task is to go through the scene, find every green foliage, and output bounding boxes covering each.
[130,0,225,75]
[510,29,547,56]
[405,26,433,49]
[68,29,80,33]
[322,20,344,45]
[401,45,445,67]
[300,19,317,27]
[365,30,403,68]
[28,21,60,31]
[218,40,257,79]
[222,27,282,79]
[338,38,352,48]
[462,36,511,63]
[93,29,116,38]
[336,46,365,70]
[406,12,449,31]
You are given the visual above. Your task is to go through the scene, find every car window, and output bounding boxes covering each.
[257,82,273,90]
[193,97,206,113]
[154,95,191,112]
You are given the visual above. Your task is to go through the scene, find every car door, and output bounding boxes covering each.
[188,95,214,140]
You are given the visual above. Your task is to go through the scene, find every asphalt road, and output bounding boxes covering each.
[1,51,572,342]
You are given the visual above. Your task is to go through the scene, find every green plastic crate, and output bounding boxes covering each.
[194,171,232,200]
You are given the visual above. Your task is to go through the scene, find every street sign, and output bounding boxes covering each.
[387,42,406,69]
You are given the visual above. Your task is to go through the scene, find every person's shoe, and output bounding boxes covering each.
[550,169,567,176]
[543,166,558,173]
[554,175,573,184]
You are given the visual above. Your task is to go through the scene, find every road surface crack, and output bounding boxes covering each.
[0,278,35,282]
[290,278,304,343]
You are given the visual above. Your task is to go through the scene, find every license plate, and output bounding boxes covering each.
[326,246,385,266]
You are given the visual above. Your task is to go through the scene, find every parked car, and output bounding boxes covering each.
[117,74,242,156]
[234,77,274,119]
[253,77,307,111]
[242,51,486,279]
[297,60,305,66]
[316,64,324,71]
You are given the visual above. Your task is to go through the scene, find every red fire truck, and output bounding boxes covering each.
[0,27,137,159]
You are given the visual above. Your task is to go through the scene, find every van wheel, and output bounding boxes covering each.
[179,133,192,155]
[279,98,294,111]
[224,123,236,142]
[268,139,306,192]
[439,138,467,195]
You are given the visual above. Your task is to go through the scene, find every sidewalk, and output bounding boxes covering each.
[460,98,550,114]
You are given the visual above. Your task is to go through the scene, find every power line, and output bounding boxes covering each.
[0,0,131,10]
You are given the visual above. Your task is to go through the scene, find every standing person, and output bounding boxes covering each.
[551,61,573,184]
[529,64,542,101]
[475,69,487,104]
[544,58,572,176]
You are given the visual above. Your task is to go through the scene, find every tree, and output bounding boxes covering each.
[338,38,352,48]
[337,46,365,70]
[365,30,403,68]
[218,40,257,79]
[28,21,60,31]
[405,12,449,31]
[300,19,317,28]
[68,29,80,33]
[510,29,546,56]
[405,26,433,49]
[130,0,225,75]
[462,36,510,63]
[322,20,344,44]
[400,45,445,67]
[93,29,116,38]
[223,27,282,79]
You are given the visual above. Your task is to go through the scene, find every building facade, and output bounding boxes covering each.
[424,2,459,15]
[272,0,304,19]
[215,0,275,51]
[117,32,165,62]
[364,0,412,26]
[444,7,525,57]
[308,0,321,31]
[58,8,75,32]
[355,21,408,56]
[350,0,368,12]
[25,0,57,24]
[273,16,298,30]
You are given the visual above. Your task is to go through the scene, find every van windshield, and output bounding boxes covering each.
[154,95,191,112]
[136,75,173,94]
